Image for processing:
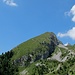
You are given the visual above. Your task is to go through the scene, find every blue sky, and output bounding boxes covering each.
[0,0,75,54]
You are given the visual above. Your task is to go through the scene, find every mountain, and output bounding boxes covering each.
[64,43,71,46]
[11,32,60,61]
[0,32,75,75]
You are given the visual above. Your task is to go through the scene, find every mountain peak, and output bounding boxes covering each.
[43,32,56,36]
[43,32,61,45]
[64,42,71,46]
[12,32,61,61]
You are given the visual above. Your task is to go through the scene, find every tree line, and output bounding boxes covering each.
[0,51,18,75]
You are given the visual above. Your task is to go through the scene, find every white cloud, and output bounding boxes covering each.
[65,5,75,22]
[57,27,75,40]
[3,0,18,6]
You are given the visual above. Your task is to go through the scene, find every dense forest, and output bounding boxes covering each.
[0,51,18,75]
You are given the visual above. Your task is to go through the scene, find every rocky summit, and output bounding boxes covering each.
[0,32,75,75]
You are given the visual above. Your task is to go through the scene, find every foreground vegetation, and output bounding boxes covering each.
[0,51,18,75]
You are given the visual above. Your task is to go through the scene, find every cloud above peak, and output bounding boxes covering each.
[3,0,18,6]
[65,5,75,22]
[57,27,75,40]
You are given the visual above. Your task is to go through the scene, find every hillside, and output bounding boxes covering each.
[0,32,75,75]
[12,32,60,61]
